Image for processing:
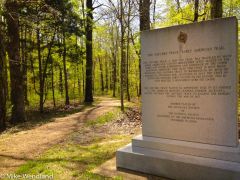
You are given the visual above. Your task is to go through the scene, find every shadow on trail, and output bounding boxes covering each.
[0,97,121,174]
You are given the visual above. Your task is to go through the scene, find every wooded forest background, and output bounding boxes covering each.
[0,0,239,130]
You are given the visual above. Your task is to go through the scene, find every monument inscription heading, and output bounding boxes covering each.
[141,17,238,146]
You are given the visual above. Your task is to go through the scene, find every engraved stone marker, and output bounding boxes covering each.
[116,17,240,180]
[141,16,238,146]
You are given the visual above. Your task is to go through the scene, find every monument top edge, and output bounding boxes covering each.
[141,16,237,35]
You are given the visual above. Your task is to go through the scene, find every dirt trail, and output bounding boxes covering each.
[0,97,120,174]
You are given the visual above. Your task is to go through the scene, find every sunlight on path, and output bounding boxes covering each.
[0,97,120,174]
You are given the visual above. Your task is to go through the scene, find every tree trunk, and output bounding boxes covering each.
[120,0,126,111]
[152,0,157,28]
[139,0,150,96]
[112,53,117,97]
[176,0,181,12]
[5,1,26,123]
[81,0,85,98]
[126,0,131,102]
[210,0,222,19]
[58,65,64,96]
[130,30,141,97]
[202,0,208,20]
[62,30,70,105]
[77,66,81,99]
[85,0,94,103]
[228,0,233,16]
[92,60,96,94]
[3,53,8,101]
[105,58,109,92]
[37,28,44,113]
[140,0,150,31]
[21,25,29,105]
[0,26,6,130]
[111,25,118,98]
[126,44,130,102]
[72,67,76,100]
[82,59,85,97]
[98,57,104,93]
[194,0,199,22]
[51,61,56,107]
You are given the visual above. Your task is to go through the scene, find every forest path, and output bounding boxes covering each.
[0,97,120,174]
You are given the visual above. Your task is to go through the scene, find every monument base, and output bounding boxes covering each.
[116,135,240,180]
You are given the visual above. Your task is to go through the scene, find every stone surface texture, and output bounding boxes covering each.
[116,17,240,180]
[141,17,238,146]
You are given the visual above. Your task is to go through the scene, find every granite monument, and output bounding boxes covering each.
[116,17,240,180]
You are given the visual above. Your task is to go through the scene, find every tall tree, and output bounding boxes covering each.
[98,56,104,93]
[120,0,126,111]
[110,23,118,98]
[194,0,199,22]
[0,22,6,130]
[5,1,26,123]
[139,0,150,31]
[36,25,56,113]
[58,0,71,106]
[210,0,223,19]
[51,57,56,107]
[126,0,132,102]
[62,28,70,105]
[139,0,150,96]
[36,27,44,113]
[85,0,94,103]
[20,25,29,105]
[105,56,109,92]
[152,0,157,28]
